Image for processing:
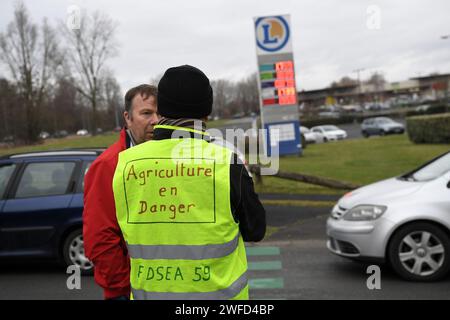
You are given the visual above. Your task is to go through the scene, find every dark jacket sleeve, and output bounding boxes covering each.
[230,154,266,242]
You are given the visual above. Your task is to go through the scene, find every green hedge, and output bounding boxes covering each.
[407,113,450,144]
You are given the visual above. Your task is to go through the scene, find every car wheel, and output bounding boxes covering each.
[362,131,369,138]
[62,229,94,275]
[323,137,328,142]
[380,130,386,136]
[388,222,450,281]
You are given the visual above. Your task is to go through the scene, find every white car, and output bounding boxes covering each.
[76,129,89,136]
[310,125,347,142]
[300,126,324,144]
[39,131,50,139]
[341,105,363,113]
[327,151,450,281]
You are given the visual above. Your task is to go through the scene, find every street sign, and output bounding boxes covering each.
[254,15,301,156]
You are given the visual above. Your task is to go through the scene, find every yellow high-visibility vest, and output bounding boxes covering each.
[112,126,248,300]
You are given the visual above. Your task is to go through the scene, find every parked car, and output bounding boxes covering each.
[300,126,325,144]
[341,105,363,113]
[53,130,68,138]
[327,151,450,281]
[418,96,437,104]
[364,103,389,111]
[1,135,14,143]
[232,112,245,119]
[76,129,89,136]
[414,105,431,113]
[318,111,340,119]
[0,149,105,273]
[310,125,347,142]
[361,117,405,137]
[39,131,50,140]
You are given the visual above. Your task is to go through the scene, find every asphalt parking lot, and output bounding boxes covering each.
[1,196,449,300]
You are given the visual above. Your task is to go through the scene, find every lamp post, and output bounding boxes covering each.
[353,68,365,107]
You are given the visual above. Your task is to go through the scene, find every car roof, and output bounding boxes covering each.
[365,117,391,121]
[0,148,106,160]
[315,125,338,128]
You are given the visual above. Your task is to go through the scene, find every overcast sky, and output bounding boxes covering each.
[1,0,449,92]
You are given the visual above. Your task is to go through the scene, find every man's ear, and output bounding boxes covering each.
[123,111,131,127]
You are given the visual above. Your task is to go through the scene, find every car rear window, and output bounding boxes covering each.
[15,162,76,198]
[0,164,16,198]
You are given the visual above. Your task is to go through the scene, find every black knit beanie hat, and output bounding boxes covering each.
[157,65,213,119]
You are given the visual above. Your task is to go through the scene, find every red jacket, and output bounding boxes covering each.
[83,129,130,299]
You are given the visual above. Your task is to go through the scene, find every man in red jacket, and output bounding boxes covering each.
[83,84,159,299]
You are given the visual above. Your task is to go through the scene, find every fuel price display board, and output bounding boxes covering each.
[259,60,298,106]
[254,14,302,156]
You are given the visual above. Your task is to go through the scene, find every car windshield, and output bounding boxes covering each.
[403,152,450,181]
[376,118,394,124]
[322,125,339,131]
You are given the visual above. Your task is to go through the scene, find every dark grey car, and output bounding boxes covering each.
[361,117,405,137]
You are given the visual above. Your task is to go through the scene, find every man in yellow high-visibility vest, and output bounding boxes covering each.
[112,65,266,300]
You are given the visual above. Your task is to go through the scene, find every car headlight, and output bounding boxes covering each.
[343,205,387,221]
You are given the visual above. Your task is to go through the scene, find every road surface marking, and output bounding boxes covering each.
[248,261,282,271]
[249,278,284,289]
[246,246,280,256]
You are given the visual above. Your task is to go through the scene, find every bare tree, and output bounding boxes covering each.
[365,72,386,91]
[0,78,21,141]
[0,1,61,143]
[61,10,118,135]
[211,79,234,118]
[211,74,259,118]
[330,76,358,88]
[47,76,85,134]
[103,73,122,129]
[236,73,259,115]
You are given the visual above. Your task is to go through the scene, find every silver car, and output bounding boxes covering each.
[361,117,405,137]
[327,151,450,281]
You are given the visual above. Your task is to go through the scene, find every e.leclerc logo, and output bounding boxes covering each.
[255,16,290,52]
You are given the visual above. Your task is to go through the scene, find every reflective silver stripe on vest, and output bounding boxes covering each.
[127,233,240,260]
[132,271,248,300]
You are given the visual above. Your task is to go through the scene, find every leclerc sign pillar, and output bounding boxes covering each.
[254,14,302,157]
